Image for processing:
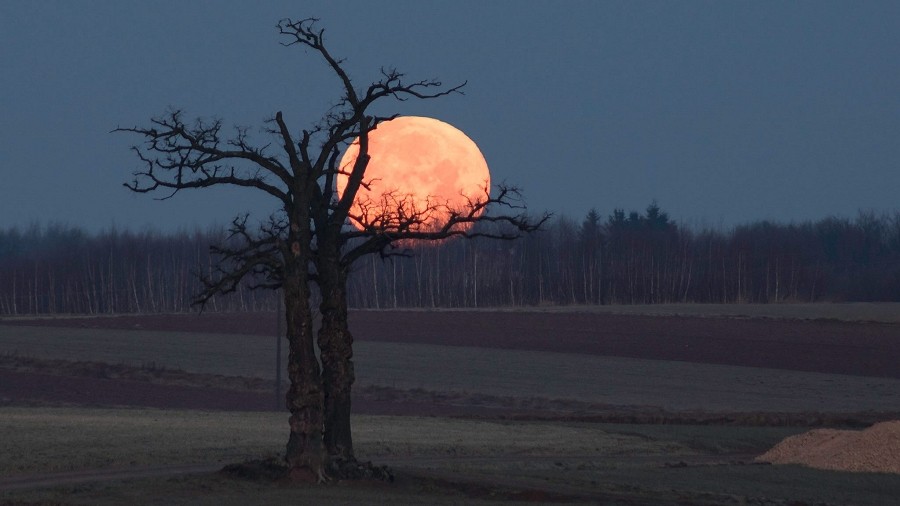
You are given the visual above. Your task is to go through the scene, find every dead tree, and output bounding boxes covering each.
[118,17,545,481]
[313,184,546,468]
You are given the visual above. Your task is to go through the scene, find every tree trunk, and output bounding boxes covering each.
[282,236,327,482]
[317,252,356,463]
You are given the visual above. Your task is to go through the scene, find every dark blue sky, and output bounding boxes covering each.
[2,1,898,232]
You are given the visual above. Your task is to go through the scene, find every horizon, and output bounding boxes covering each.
[2,202,899,237]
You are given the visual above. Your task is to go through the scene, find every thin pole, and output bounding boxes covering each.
[275,291,282,411]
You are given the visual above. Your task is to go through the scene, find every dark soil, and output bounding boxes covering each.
[220,458,290,481]
[0,369,273,411]
[0,368,530,417]
[2,310,899,421]
[6,310,899,378]
[1,355,897,427]
[5,310,897,503]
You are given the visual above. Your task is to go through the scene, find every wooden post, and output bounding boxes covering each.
[275,291,283,411]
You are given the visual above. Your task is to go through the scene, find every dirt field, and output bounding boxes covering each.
[6,307,899,378]
[2,307,899,504]
[3,322,899,414]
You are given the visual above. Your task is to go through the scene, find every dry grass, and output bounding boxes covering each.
[0,407,692,476]
[0,407,284,475]
[2,407,899,505]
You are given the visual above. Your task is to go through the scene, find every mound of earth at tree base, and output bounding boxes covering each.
[220,456,393,483]
[756,420,900,474]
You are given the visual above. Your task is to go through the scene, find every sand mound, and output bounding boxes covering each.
[756,420,900,474]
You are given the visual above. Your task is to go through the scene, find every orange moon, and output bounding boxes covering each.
[337,116,490,232]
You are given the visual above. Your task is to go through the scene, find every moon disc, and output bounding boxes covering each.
[337,116,491,232]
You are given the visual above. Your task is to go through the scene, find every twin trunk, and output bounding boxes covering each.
[282,258,356,480]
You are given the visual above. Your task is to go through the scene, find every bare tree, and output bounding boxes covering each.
[118,17,544,482]
[313,184,545,469]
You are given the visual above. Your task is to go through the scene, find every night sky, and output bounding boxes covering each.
[2,0,899,232]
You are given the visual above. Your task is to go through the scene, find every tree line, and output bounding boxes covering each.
[349,203,900,307]
[0,224,277,315]
[2,204,899,315]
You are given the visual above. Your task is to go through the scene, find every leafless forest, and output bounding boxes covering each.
[2,204,900,315]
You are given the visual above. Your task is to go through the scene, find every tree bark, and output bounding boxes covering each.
[317,248,356,462]
[282,227,327,482]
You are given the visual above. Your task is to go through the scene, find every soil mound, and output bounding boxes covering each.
[757,420,900,474]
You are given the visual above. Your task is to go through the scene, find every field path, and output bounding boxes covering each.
[0,463,219,492]
[0,452,756,496]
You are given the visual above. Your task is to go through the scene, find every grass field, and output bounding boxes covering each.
[0,407,698,476]
[4,407,899,505]
[2,306,899,504]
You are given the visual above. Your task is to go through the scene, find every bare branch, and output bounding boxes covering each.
[278,18,466,224]
[193,214,288,308]
[121,17,542,314]
[340,184,550,266]
[116,110,292,204]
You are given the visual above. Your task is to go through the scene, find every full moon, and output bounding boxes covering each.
[337,116,490,232]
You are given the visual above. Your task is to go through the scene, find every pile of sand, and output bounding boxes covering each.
[756,420,900,474]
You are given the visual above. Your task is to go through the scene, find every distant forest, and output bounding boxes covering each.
[1,203,899,315]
